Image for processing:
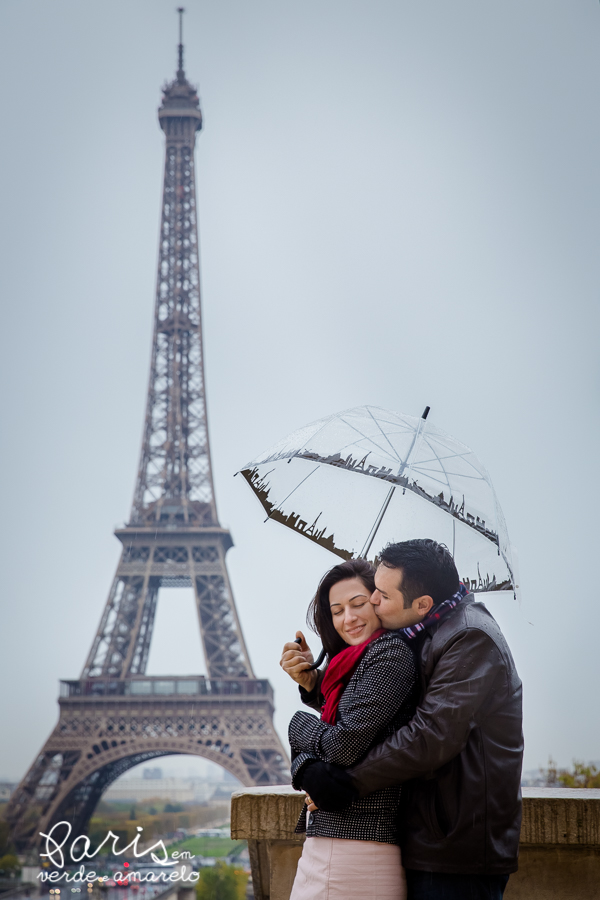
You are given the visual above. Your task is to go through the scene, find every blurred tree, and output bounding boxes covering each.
[196,862,247,900]
[541,759,600,788]
[558,761,600,789]
[0,853,20,876]
[0,821,13,857]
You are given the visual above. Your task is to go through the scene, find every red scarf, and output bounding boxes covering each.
[320,628,386,724]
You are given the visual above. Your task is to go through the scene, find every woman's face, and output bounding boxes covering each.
[329,577,381,646]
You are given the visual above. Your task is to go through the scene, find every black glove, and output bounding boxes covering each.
[300,760,358,812]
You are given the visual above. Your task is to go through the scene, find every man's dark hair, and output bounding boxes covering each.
[307,558,376,660]
[379,539,459,608]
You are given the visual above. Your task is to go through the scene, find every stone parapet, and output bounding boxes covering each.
[520,786,600,845]
[231,786,600,900]
[231,785,306,900]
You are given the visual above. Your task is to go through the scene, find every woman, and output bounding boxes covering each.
[285,559,417,900]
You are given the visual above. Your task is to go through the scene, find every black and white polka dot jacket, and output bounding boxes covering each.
[288,631,418,844]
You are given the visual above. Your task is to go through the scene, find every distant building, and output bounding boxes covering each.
[521,769,546,787]
[212,782,239,800]
[143,767,163,780]
[103,776,217,803]
[0,782,15,801]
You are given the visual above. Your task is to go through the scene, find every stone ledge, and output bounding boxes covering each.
[232,787,600,900]
[232,786,600,846]
[520,788,600,845]
[231,785,306,842]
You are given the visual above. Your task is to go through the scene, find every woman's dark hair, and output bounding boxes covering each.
[307,558,376,660]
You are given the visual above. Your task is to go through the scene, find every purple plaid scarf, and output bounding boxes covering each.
[400,583,468,641]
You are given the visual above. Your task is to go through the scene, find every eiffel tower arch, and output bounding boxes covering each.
[6,15,289,855]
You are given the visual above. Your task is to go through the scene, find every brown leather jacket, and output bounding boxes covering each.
[348,594,523,874]
[301,594,523,874]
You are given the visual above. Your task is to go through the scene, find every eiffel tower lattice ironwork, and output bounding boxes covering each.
[6,13,289,855]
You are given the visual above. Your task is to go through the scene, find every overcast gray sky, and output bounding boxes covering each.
[0,0,599,782]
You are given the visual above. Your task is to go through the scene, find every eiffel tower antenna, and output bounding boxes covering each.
[6,16,289,855]
[177,7,185,77]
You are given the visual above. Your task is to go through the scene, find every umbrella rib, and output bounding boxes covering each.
[366,407,417,430]
[335,435,401,466]
[336,419,402,465]
[288,412,340,461]
[412,468,486,482]
[334,423,421,462]
[360,486,396,559]
[269,465,321,516]
[342,413,402,462]
[363,413,430,557]
[416,450,473,465]
[420,438,454,493]
[413,444,487,481]
[365,407,404,463]
[288,409,398,466]
[420,441,487,477]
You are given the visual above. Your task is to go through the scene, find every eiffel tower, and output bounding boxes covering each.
[6,11,289,854]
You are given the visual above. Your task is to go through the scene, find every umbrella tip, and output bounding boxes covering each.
[422,406,431,420]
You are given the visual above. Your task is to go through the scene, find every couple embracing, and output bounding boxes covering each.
[280,539,523,900]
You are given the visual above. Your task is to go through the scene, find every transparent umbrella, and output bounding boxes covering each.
[239,405,518,598]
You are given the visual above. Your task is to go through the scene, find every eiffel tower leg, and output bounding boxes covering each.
[6,685,290,854]
[191,540,254,678]
[81,567,159,679]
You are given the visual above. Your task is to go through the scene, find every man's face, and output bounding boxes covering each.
[371,564,432,629]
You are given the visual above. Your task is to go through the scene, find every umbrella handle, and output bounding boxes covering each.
[294,637,326,671]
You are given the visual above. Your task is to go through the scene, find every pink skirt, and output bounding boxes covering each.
[289,836,407,900]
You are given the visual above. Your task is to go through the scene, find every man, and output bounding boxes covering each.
[281,539,523,900]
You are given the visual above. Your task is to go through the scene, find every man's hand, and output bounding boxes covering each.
[300,760,358,812]
[280,631,318,693]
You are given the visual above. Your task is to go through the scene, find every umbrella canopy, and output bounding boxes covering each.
[240,405,517,596]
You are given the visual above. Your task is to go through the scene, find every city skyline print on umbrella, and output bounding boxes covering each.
[239,405,518,598]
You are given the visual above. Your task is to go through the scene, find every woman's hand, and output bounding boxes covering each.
[280,631,318,693]
[305,793,319,812]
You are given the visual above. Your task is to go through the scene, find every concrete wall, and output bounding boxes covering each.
[231,786,600,900]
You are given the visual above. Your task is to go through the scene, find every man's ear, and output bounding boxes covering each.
[413,594,434,619]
